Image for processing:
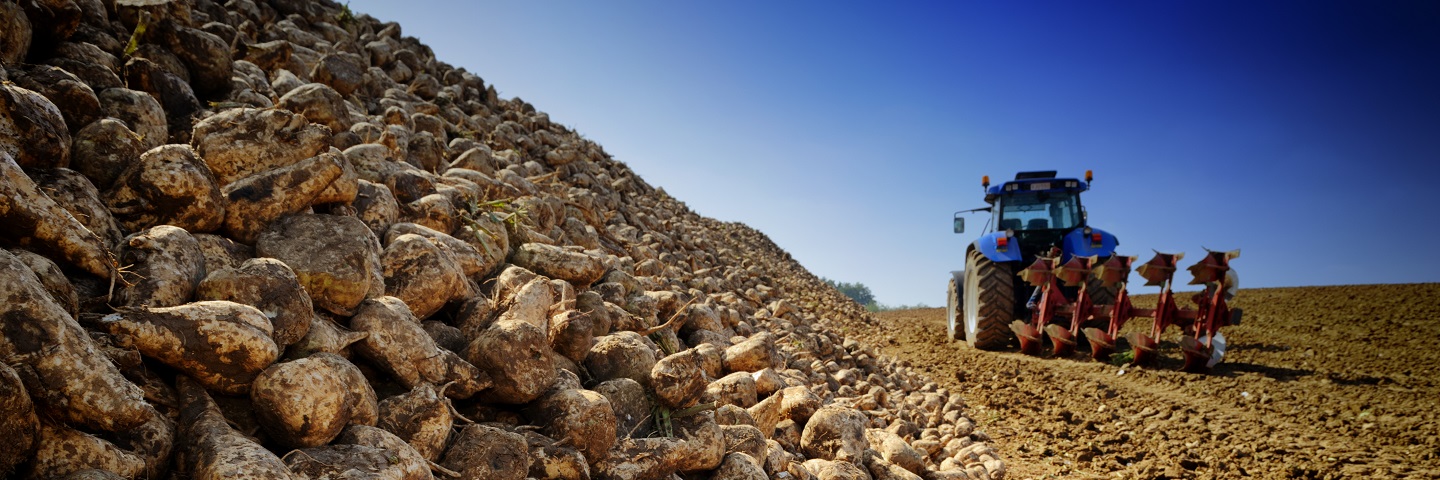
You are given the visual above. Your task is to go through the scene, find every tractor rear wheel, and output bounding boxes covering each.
[963,249,1013,350]
[946,272,964,341]
[1085,257,1120,307]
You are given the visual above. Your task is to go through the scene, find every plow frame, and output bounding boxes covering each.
[1010,250,1239,372]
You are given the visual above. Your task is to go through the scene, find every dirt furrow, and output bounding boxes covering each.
[866,284,1440,479]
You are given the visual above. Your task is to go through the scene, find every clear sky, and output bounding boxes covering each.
[344,1,1440,307]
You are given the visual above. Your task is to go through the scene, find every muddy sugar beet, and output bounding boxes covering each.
[0,1,1002,479]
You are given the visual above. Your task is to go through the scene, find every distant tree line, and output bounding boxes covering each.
[819,277,929,312]
[821,277,875,305]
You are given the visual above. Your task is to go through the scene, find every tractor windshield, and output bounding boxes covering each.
[998,191,1082,231]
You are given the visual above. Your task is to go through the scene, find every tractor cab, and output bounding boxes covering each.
[954,171,1112,266]
[985,171,1089,263]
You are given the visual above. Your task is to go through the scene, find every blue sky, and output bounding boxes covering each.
[345,1,1440,307]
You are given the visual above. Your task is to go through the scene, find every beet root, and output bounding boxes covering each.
[0,151,117,279]
[1,249,149,433]
[251,353,375,448]
[98,300,279,395]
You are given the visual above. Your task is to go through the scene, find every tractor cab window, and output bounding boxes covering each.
[999,191,1081,231]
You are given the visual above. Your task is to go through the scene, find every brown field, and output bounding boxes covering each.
[870,284,1440,479]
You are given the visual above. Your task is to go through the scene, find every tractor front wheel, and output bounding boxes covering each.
[963,249,1014,350]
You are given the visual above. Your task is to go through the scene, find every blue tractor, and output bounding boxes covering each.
[946,170,1120,350]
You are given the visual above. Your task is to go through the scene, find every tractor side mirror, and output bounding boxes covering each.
[953,213,965,234]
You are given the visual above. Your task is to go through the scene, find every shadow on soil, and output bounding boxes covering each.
[1226,343,1291,353]
[1214,362,1312,381]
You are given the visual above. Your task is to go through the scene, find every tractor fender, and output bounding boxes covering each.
[1062,227,1118,261]
[974,232,1022,263]
[949,269,966,298]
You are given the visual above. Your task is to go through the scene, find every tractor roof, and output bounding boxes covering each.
[986,177,1088,197]
[984,173,1089,203]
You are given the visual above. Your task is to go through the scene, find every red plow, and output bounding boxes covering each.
[1009,249,1241,372]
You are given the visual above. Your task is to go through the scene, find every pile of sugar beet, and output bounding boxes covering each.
[0,1,1007,479]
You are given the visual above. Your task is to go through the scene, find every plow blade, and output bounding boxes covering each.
[1017,257,1056,287]
[1044,324,1077,357]
[1091,255,1135,287]
[1178,336,1213,373]
[1053,256,1093,286]
[1127,332,1160,365]
[1136,251,1184,286]
[1011,321,1043,356]
[1187,249,1240,286]
[1082,327,1115,361]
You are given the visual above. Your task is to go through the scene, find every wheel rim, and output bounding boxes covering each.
[946,278,959,339]
[965,257,980,340]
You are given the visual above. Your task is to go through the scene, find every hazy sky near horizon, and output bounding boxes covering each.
[345,1,1440,307]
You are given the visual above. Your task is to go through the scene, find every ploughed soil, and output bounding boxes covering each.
[867,284,1440,479]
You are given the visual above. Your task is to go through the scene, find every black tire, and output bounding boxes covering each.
[1085,273,1119,307]
[946,272,964,341]
[1084,255,1120,319]
[963,249,1014,350]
